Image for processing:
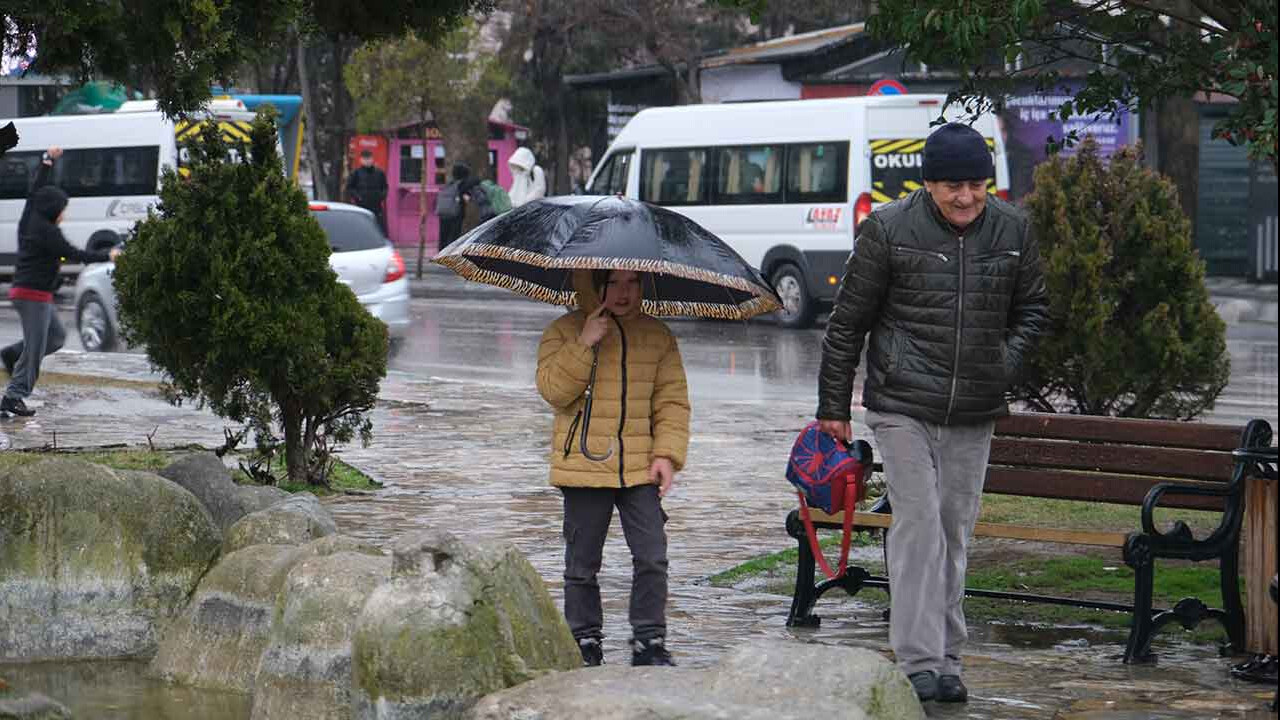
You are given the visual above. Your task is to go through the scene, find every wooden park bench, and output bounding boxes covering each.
[784,412,1275,664]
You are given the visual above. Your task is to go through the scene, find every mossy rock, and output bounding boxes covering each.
[0,458,221,662]
[250,548,391,720]
[351,530,579,719]
[151,534,381,695]
[222,494,337,554]
[472,640,922,720]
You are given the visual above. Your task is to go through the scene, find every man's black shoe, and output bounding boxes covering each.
[578,638,604,667]
[937,674,968,703]
[630,637,675,666]
[0,396,35,417]
[908,671,938,702]
[1,346,16,376]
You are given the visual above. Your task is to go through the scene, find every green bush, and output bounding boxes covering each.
[1016,139,1229,419]
[114,110,388,484]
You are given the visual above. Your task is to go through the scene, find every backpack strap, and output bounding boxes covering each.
[795,474,857,581]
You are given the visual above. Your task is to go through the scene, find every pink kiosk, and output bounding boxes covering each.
[353,120,529,255]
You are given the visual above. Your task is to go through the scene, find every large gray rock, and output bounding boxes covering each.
[351,530,580,719]
[223,494,338,554]
[0,458,222,662]
[250,546,391,720]
[160,453,289,532]
[151,535,379,694]
[0,690,72,720]
[150,544,303,692]
[470,640,924,720]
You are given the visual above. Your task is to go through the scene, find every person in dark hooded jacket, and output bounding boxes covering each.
[2,146,118,417]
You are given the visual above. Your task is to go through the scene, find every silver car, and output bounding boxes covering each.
[73,202,411,352]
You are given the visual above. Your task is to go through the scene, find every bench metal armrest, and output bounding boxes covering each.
[1139,481,1235,539]
[1140,419,1274,542]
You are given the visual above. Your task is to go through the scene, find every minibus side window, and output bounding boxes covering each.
[57,146,161,198]
[587,155,615,194]
[784,142,848,204]
[712,145,783,205]
[590,150,634,195]
[608,151,632,194]
[0,151,43,200]
[640,148,708,206]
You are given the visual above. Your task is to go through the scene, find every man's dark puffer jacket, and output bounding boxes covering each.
[818,189,1049,425]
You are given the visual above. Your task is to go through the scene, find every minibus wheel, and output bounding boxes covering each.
[771,263,815,329]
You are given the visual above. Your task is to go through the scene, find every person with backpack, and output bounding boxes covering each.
[536,268,690,668]
[816,123,1049,704]
[436,163,470,252]
[467,175,512,224]
[2,146,120,418]
[507,147,546,208]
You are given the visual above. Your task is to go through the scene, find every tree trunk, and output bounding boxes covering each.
[297,34,327,200]
[1155,94,1200,228]
[556,85,571,193]
[1152,0,1200,228]
[418,122,430,279]
[282,401,305,485]
[326,35,354,202]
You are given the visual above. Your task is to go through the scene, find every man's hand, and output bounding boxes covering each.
[577,304,610,347]
[649,457,675,497]
[818,419,852,445]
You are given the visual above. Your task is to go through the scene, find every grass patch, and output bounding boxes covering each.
[963,554,1242,630]
[0,446,380,497]
[232,455,381,496]
[709,532,878,586]
[36,372,160,391]
[712,492,1244,638]
[0,447,184,474]
[979,494,1223,535]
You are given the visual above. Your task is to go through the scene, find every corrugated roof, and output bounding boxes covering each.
[564,23,867,89]
[701,23,865,69]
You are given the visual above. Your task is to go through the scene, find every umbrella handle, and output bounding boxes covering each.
[579,344,614,462]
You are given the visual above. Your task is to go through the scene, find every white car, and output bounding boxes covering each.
[72,202,410,352]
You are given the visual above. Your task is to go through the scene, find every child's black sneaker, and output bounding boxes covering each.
[578,637,604,667]
[630,637,675,666]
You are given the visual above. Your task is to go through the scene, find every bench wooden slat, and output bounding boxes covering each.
[988,437,1235,482]
[984,467,1228,511]
[995,413,1242,451]
[806,510,1128,548]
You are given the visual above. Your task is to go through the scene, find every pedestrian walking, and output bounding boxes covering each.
[816,122,1049,703]
[345,150,388,233]
[2,146,119,418]
[507,147,546,207]
[436,163,470,252]
[536,268,690,668]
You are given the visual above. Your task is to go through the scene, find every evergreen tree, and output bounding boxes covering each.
[114,110,388,484]
[1015,139,1230,419]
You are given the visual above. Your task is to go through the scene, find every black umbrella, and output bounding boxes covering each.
[432,195,781,320]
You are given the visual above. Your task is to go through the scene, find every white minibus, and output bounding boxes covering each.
[586,95,1010,328]
[0,99,257,279]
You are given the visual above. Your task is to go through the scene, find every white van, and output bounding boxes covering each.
[586,95,1010,328]
[0,99,257,278]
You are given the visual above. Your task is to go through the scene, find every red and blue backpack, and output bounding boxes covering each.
[786,422,873,580]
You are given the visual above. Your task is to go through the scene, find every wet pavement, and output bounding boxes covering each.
[2,290,1278,719]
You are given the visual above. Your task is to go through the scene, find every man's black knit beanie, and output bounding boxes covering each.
[921,122,994,181]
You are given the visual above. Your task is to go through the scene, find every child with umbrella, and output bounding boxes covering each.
[536,267,689,667]
[434,195,781,667]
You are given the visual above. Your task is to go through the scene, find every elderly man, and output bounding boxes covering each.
[817,123,1049,703]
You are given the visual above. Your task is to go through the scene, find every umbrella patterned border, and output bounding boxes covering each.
[434,243,782,321]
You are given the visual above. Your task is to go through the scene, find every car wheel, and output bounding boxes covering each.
[771,263,815,329]
[77,292,117,352]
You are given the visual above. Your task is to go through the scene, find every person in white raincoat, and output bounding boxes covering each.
[507,147,547,207]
